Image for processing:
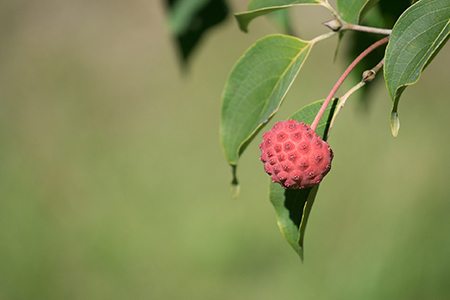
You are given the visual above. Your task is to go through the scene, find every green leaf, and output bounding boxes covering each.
[165,0,229,65]
[270,98,337,258]
[270,185,319,258]
[220,34,312,171]
[235,0,321,32]
[336,0,371,23]
[384,0,450,121]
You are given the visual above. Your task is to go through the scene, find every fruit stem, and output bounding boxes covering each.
[310,36,389,131]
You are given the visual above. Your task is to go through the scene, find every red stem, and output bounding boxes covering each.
[310,36,389,131]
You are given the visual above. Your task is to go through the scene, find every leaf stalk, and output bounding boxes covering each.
[310,31,337,44]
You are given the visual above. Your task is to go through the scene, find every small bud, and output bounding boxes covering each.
[362,70,376,82]
[323,19,342,32]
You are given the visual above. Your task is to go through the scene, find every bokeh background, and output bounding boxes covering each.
[1,1,450,299]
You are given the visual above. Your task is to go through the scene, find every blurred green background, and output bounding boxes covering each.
[1,1,450,299]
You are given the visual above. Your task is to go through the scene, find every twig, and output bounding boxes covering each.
[341,23,392,35]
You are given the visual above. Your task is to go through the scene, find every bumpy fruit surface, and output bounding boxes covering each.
[259,120,333,189]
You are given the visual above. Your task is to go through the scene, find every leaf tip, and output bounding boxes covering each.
[231,184,240,199]
[390,111,400,137]
[297,247,304,261]
[234,14,249,33]
[230,165,240,198]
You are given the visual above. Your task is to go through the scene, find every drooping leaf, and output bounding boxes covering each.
[165,0,229,65]
[336,0,371,24]
[235,0,321,32]
[270,98,338,258]
[220,35,313,178]
[384,0,450,130]
[270,185,319,258]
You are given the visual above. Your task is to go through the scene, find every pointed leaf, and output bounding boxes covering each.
[270,98,338,258]
[221,34,312,169]
[336,0,372,23]
[235,0,321,32]
[384,0,450,119]
[270,185,318,258]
